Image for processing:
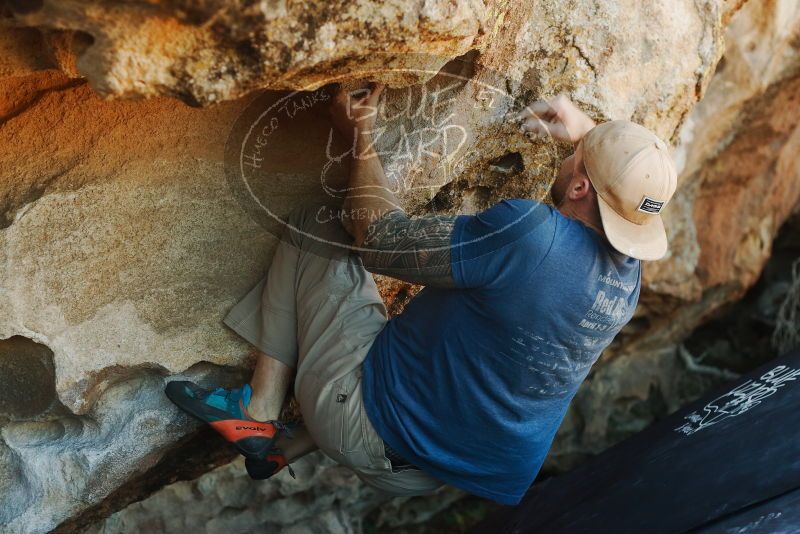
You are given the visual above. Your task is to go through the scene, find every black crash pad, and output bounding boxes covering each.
[475,349,800,534]
[698,485,800,533]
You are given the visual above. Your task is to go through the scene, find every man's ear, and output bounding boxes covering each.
[567,176,592,201]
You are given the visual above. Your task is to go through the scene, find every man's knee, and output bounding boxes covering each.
[281,202,351,250]
[284,203,323,232]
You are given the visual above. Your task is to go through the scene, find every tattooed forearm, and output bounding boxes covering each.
[359,209,457,288]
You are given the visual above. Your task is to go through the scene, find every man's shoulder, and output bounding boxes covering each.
[494,197,552,214]
[457,198,556,243]
[489,198,557,232]
[544,218,641,282]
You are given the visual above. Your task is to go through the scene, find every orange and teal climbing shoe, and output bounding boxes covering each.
[164,380,290,460]
[245,450,296,480]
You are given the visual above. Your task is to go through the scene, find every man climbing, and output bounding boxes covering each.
[166,84,677,504]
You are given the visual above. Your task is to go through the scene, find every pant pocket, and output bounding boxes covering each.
[334,370,364,455]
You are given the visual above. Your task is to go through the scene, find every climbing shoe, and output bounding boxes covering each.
[245,450,296,480]
[165,380,291,460]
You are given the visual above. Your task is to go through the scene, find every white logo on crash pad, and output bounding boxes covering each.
[674,365,800,436]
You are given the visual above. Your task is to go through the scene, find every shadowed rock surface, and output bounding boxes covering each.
[0,0,799,532]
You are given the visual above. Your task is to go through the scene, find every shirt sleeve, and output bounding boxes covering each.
[359,209,458,288]
[450,199,556,289]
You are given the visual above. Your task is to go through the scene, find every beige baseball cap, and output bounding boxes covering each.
[582,120,677,261]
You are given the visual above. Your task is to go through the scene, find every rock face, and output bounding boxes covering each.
[0,0,799,532]
[86,454,467,533]
[3,0,485,104]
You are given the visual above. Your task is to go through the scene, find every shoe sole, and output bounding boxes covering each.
[165,380,279,459]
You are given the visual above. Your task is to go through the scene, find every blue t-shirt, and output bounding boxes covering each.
[361,199,641,505]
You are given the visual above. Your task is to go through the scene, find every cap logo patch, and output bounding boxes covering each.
[637,196,664,214]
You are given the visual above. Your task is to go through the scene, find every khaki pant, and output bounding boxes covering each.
[223,204,443,496]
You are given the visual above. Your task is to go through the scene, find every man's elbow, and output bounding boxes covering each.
[351,207,406,250]
[351,210,385,248]
[352,227,368,248]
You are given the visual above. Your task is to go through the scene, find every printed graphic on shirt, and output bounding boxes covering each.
[505,269,637,398]
[674,365,800,436]
[579,271,635,333]
[597,271,637,293]
[502,326,597,398]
